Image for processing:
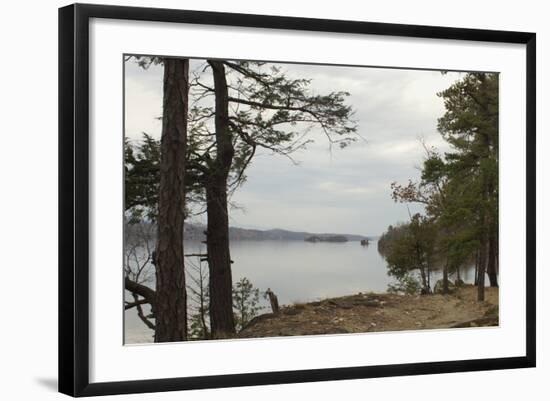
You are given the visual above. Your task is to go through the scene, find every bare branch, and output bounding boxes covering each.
[125,276,156,305]
[125,298,150,310]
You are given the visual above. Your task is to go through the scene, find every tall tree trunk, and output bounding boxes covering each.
[415,243,429,294]
[206,60,236,338]
[419,265,429,294]
[474,250,479,286]
[198,262,209,339]
[478,115,495,300]
[495,236,499,277]
[477,238,487,301]
[477,211,488,302]
[487,230,498,287]
[486,175,498,287]
[154,58,189,342]
[427,264,431,292]
[478,173,489,301]
[442,262,449,294]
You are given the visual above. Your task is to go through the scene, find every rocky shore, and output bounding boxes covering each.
[238,285,498,338]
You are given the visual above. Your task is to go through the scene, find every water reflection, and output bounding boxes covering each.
[124,239,478,343]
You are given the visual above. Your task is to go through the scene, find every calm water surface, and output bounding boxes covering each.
[124,240,477,343]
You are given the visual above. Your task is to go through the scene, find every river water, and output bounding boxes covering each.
[124,239,478,343]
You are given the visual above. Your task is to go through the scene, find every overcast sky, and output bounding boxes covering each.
[125,59,464,236]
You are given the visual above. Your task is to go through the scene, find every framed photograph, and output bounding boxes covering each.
[58,3,536,397]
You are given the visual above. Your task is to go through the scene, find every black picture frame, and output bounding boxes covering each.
[58,3,536,397]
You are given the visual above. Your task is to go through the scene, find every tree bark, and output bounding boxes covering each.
[442,262,449,294]
[477,109,495,300]
[477,227,488,302]
[487,230,498,287]
[414,240,429,294]
[474,250,479,286]
[477,164,489,301]
[206,60,236,338]
[486,175,498,287]
[154,58,189,342]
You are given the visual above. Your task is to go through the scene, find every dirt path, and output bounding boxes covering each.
[238,285,499,338]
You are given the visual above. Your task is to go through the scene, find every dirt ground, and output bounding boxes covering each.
[238,285,499,338]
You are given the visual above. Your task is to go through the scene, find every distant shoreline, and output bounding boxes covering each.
[127,221,376,242]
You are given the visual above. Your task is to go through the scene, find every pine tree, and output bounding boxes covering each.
[188,60,358,338]
[437,73,499,300]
